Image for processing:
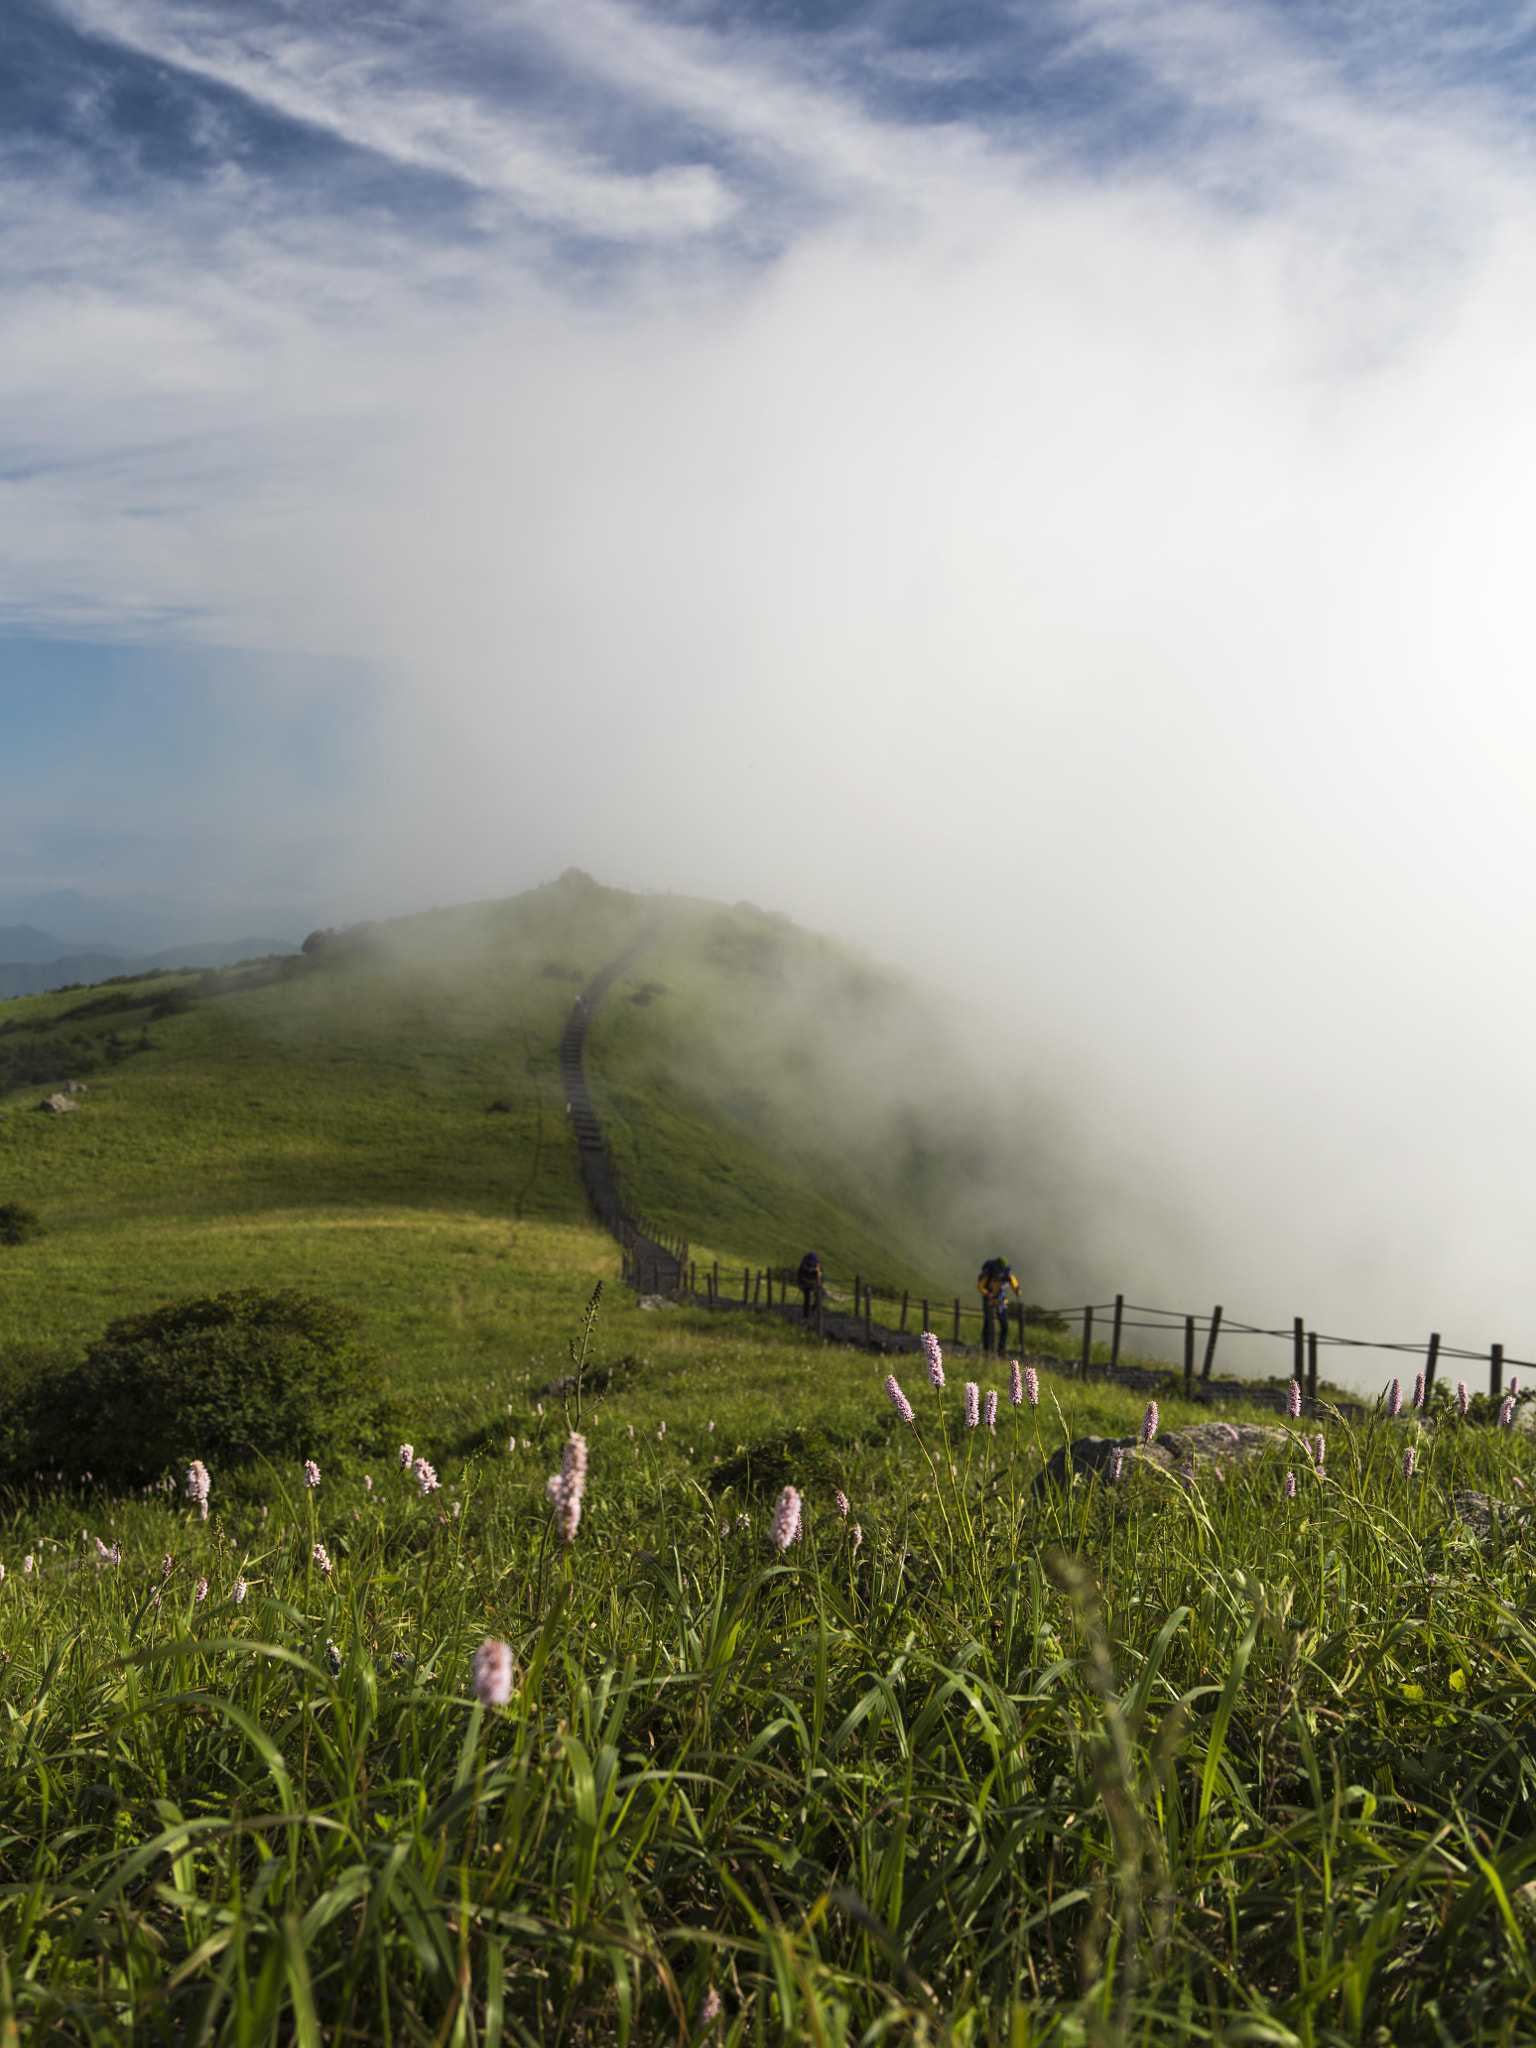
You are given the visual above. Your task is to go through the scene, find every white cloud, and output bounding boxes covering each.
[11,0,1536,1373]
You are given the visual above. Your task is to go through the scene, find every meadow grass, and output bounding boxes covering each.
[3,1285,1535,2045]
[3,886,1531,2039]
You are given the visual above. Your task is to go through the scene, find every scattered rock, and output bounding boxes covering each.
[1158,1422,1290,1470]
[37,1094,76,1114]
[65,1080,88,1095]
[637,1294,673,1312]
[1448,1489,1523,1543]
[485,1099,513,1114]
[1037,1421,1290,1492]
[1037,1434,1175,1490]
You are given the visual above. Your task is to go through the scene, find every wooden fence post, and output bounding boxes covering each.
[1306,1331,1318,1402]
[690,1261,696,1296]
[1080,1306,1094,1381]
[865,1290,873,1346]
[1424,1331,1440,1404]
[1183,1315,1194,1398]
[854,1274,861,1322]
[743,1267,749,1305]
[1491,1342,1505,1403]
[1293,1318,1305,1390]
[1200,1305,1223,1382]
[900,1289,909,1333]
[953,1298,961,1345]
[1110,1294,1124,1372]
[922,1300,930,1340]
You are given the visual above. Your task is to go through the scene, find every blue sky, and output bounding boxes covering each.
[8,0,1536,1365]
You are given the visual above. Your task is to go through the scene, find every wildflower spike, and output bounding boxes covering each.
[770,1485,802,1551]
[921,1332,945,1389]
[472,1638,515,1706]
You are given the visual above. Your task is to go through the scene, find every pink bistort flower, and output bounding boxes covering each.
[770,1485,802,1551]
[921,1332,945,1389]
[472,1638,514,1707]
[185,1460,211,1520]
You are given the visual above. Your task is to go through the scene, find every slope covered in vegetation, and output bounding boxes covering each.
[0,870,1109,1380]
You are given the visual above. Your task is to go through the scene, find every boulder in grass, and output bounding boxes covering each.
[1037,1420,1289,1492]
[1036,1434,1175,1491]
[1447,1489,1527,1544]
[37,1093,75,1114]
[1157,1422,1290,1470]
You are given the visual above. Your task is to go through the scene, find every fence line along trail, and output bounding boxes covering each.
[563,931,1522,1420]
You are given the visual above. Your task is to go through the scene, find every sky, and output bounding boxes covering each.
[5,0,1536,1382]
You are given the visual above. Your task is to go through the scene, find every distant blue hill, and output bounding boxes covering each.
[0,938,300,1001]
[0,925,138,965]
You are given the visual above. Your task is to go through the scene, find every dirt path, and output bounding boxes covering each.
[559,912,686,1294]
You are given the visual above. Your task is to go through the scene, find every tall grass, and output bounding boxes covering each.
[3,1308,1535,2044]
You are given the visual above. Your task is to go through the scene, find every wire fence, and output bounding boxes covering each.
[675,1259,1525,1409]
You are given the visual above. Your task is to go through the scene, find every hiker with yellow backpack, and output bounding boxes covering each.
[977,1256,1021,1354]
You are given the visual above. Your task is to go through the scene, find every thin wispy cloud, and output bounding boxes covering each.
[51,0,738,237]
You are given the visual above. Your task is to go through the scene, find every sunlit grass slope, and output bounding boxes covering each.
[0,874,1040,1385]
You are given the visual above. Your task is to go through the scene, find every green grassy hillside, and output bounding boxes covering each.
[0,874,1097,1391]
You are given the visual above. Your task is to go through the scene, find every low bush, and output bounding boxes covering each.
[0,1286,401,1493]
[0,1200,40,1246]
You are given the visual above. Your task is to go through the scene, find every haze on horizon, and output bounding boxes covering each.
[5,0,1536,1391]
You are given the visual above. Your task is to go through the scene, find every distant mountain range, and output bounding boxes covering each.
[0,930,300,1001]
[0,888,312,954]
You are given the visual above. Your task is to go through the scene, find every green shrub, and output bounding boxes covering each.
[0,1201,40,1246]
[707,1423,853,1504]
[0,1287,401,1494]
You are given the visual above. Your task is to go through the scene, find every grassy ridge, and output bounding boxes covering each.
[0,877,1065,1384]
[3,880,1534,2039]
[3,1310,1534,2043]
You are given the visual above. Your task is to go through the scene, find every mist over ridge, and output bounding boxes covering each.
[7,1,1536,1389]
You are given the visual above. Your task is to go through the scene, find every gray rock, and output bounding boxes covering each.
[1037,1421,1290,1492]
[1036,1434,1175,1491]
[1448,1489,1524,1543]
[37,1093,75,1114]
[1158,1422,1290,1470]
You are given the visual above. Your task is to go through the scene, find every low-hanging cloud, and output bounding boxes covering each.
[6,0,1536,1381]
